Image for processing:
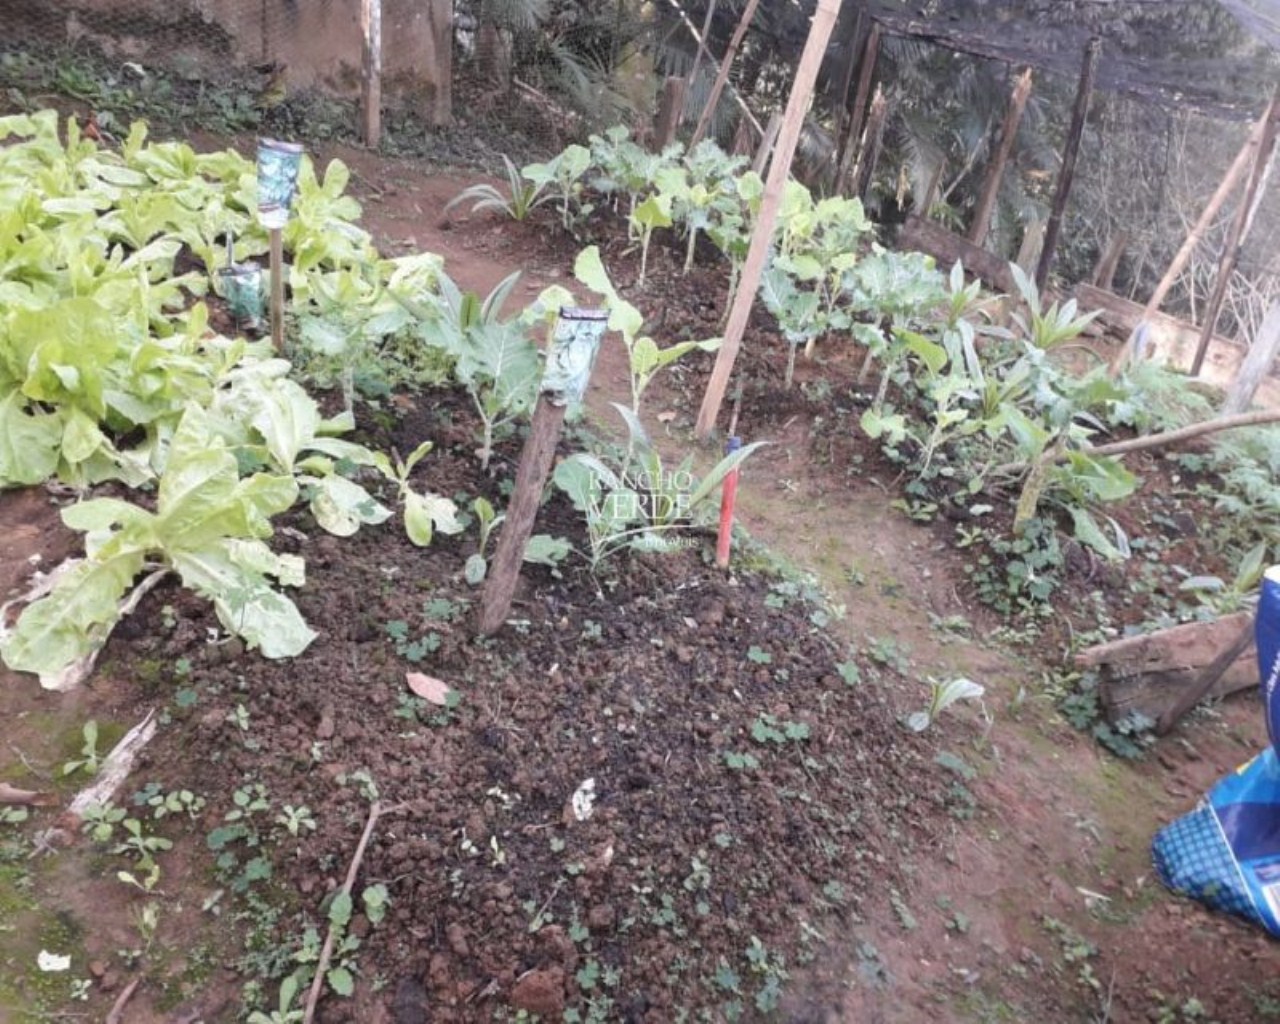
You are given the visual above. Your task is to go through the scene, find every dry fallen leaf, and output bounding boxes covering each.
[406,671,453,706]
[0,782,53,806]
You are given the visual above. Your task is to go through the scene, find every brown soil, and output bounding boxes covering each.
[3,132,1280,1024]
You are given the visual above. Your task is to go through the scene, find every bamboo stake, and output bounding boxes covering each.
[1035,37,1101,291]
[751,111,782,175]
[661,0,763,135]
[360,0,382,147]
[688,0,717,98]
[695,0,843,438]
[968,67,1033,247]
[1189,84,1280,376]
[689,0,761,149]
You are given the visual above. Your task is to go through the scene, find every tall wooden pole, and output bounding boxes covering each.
[835,22,882,194]
[360,0,382,147]
[690,0,762,149]
[1035,37,1101,291]
[688,0,718,98]
[695,0,843,438]
[968,67,1033,247]
[1190,83,1280,376]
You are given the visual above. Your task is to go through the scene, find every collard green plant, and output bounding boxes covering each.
[574,247,719,412]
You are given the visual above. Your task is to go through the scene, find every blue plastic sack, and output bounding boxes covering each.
[1151,566,1280,934]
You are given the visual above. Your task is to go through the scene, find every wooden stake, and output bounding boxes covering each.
[269,227,285,353]
[828,6,865,188]
[695,0,843,438]
[751,111,782,175]
[687,0,718,97]
[360,0,382,148]
[1222,300,1280,415]
[1189,84,1280,377]
[1147,115,1266,316]
[478,310,606,635]
[653,76,689,151]
[835,22,881,194]
[1089,231,1127,291]
[853,84,887,200]
[1035,37,1101,291]
[968,67,1033,247]
[689,0,761,149]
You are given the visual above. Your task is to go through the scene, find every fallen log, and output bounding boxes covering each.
[897,214,1018,295]
[1076,613,1258,724]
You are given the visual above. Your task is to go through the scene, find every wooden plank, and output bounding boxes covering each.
[1075,282,1247,389]
[1076,611,1254,673]
[898,214,1018,295]
[969,67,1034,247]
[695,0,843,438]
[829,7,866,187]
[360,0,382,148]
[1222,300,1280,415]
[689,0,762,148]
[1100,659,1257,725]
[1035,37,1102,291]
[1190,83,1280,376]
[1157,615,1257,734]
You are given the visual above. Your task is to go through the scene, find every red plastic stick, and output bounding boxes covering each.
[716,436,742,569]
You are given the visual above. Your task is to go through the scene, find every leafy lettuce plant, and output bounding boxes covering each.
[1,406,312,687]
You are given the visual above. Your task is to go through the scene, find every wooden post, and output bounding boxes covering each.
[1089,231,1127,291]
[1222,300,1280,415]
[477,310,607,635]
[1035,37,1101,291]
[751,111,782,174]
[835,22,881,194]
[653,76,689,151]
[360,0,382,148]
[695,0,843,438]
[828,6,865,188]
[689,0,762,149]
[853,84,887,200]
[1189,84,1280,376]
[425,0,453,127]
[269,227,285,353]
[968,67,1033,247]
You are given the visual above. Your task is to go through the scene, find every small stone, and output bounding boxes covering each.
[88,960,106,978]
[316,705,336,741]
[587,904,615,930]
[510,967,565,1017]
[446,922,470,958]
[675,645,695,664]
